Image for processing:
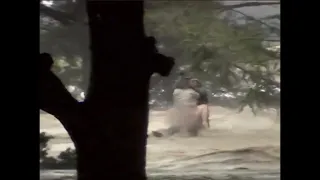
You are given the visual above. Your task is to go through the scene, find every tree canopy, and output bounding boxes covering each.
[40,0,280,113]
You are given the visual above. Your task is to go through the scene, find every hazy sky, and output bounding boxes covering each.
[42,0,280,22]
[223,1,280,43]
[223,1,280,18]
[41,0,280,42]
[42,0,280,18]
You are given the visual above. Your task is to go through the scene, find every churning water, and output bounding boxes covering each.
[40,106,280,180]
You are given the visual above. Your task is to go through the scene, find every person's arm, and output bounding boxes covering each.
[170,77,182,102]
[201,89,209,105]
[197,88,210,128]
[196,88,209,105]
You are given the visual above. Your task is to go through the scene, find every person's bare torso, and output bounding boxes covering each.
[173,88,199,107]
[167,88,202,136]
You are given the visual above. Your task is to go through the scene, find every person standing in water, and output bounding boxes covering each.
[151,75,200,137]
[189,78,210,128]
[151,74,211,137]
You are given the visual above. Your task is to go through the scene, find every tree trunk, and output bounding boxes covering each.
[40,1,174,180]
[81,2,149,178]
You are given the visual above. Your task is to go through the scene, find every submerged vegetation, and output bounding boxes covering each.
[40,132,76,169]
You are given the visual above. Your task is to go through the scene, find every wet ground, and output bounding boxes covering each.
[40,106,280,180]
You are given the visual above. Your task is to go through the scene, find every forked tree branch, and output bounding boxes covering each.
[230,9,280,36]
[39,53,81,126]
[233,64,280,89]
[221,2,280,10]
[261,14,281,20]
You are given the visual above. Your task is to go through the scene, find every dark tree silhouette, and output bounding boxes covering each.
[39,1,174,180]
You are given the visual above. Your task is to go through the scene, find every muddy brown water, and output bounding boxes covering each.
[40,106,280,180]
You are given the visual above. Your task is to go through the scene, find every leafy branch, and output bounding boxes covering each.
[229,9,280,36]
[40,0,86,25]
[40,3,76,25]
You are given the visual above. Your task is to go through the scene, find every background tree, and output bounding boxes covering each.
[40,1,173,179]
[145,1,280,111]
[40,0,89,93]
[40,0,280,112]
[40,0,280,179]
[40,132,53,162]
[40,132,77,169]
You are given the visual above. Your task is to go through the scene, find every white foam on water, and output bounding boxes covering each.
[40,105,280,179]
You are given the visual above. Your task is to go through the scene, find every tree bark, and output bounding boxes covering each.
[40,1,174,180]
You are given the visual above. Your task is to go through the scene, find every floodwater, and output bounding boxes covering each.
[40,106,280,180]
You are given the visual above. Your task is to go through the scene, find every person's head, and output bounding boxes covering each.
[175,77,191,89]
[189,78,202,88]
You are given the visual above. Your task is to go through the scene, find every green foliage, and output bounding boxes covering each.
[56,148,77,168]
[40,132,76,169]
[40,1,280,112]
[40,132,53,161]
[41,23,89,88]
[144,1,280,113]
